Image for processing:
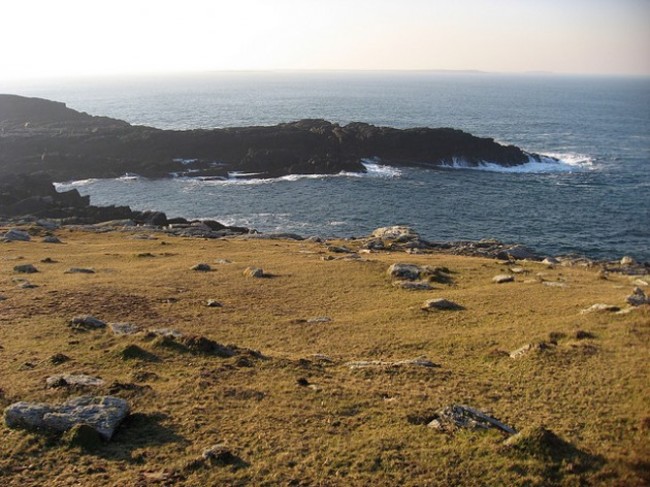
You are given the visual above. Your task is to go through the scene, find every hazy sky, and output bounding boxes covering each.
[2,0,649,80]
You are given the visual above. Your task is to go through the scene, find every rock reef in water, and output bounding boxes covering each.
[0,94,541,180]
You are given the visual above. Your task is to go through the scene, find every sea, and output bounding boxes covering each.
[2,71,649,261]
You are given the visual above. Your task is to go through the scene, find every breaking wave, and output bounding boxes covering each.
[441,153,594,173]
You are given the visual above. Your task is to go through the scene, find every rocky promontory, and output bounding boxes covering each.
[1,94,541,180]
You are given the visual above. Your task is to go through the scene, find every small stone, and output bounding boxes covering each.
[191,263,211,272]
[575,330,595,340]
[626,287,649,307]
[214,259,232,264]
[421,298,463,311]
[40,257,57,263]
[206,300,223,308]
[492,274,514,284]
[202,444,239,465]
[243,267,264,278]
[64,267,95,274]
[542,257,559,266]
[17,281,38,289]
[306,316,332,324]
[69,315,107,330]
[296,377,310,387]
[620,256,636,266]
[14,264,38,274]
[543,282,567,288]
[509,342,551,359]
[42,236,62,244]
[49,353,71,365]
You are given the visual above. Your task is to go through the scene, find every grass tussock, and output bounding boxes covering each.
[0,226,648,486]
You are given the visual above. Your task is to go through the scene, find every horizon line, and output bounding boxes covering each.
[2,68,650,84]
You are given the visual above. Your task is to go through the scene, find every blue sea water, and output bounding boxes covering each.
[3,72,649,260]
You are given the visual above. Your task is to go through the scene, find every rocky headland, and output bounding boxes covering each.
[1,94,543,181]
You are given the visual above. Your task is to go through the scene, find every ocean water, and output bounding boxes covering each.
[3,72,649,260]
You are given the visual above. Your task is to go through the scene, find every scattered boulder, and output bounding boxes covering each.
[206,299,223,308]
[46,374,105,388]
[427,404,516,435]
[421,298,463,311]
[372,226,419,242]
[393,281,432,290]
[243,267,264,278]
[201,444,244,467]
[2,229,31,242]
[64,267,95,274]
[496,245,538,261]
[542,257,559,267]
[4,395,129,440]
[191,263,211,272]
[620,256,636,266]
[69,315,107,330]
[40,257,57,263]
[626,287,649,307]
[581,303,620,314]
[16,280,38,289]
[346,357,439,369]
[42,236,62,244]
[109,322,141,335]
[387,263,450,283]
[14,264,38,274]
[509,342,552,359]
[492,274,514,284]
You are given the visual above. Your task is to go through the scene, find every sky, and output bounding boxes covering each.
[1,0,649,81]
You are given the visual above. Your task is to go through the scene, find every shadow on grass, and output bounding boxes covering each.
[503,426,606,483]
[86,412,188,462]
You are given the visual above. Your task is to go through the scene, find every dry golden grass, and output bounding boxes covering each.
[0,225,648,486]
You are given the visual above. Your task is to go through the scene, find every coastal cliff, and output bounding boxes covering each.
[0,94,537,180]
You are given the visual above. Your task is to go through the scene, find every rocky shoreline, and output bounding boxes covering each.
[1,94,545,181]
[2,173,649,270]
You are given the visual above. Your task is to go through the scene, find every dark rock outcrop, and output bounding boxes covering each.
[1,95,542,181]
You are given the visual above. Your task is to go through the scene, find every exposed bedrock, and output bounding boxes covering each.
[0,94,539,180]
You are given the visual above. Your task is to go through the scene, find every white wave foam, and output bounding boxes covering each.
[53,178,99,191]
[442,153,593,174]
[360,160,402,178]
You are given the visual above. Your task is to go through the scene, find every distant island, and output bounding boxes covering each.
[0,94,547,181]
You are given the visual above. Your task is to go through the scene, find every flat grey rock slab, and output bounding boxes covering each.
[581,303,621,314]
[492,274,514,284]
[421,298,463,311]
[69,315,107,330]
[64,267,95,274]
[2,229,31,242]
[14,264,38,274]
[427,404,516,435]
[109,322,141,336]
[4,395,129,440]
[46,374,105,388]
[347,358,439,369]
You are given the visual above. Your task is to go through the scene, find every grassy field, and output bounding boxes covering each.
[0,225,648,486]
